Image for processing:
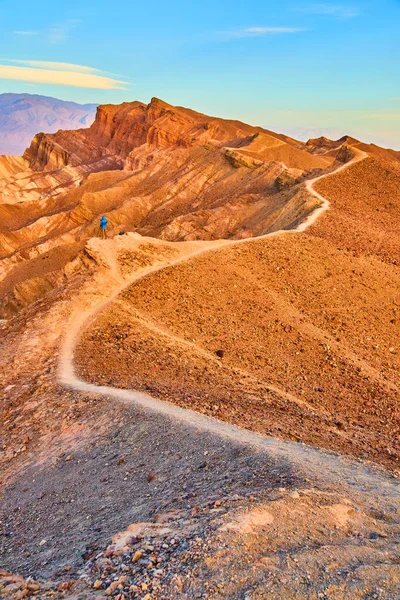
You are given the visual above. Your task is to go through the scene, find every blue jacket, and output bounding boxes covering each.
[100,216,108,229]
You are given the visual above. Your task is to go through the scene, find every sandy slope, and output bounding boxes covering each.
[1,151,399,597]
[72,150,400,473]
[64,149,397,475]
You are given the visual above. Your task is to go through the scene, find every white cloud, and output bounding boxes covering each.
[47,26,68,44]
[13,19,81,44]
[10,60,100,73]
[14,30,39,36]
[226,26,306,39]
[298,4,360,18]
[0,60,129,90]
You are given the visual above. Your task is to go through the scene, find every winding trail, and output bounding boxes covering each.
[59,149,400,503]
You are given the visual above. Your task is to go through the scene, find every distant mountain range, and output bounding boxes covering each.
[0,93,97,156]
[276,125,397,151]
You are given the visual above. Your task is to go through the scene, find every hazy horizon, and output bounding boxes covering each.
[2,90,399,152]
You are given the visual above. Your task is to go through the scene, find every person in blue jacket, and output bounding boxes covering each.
[99,215,108,239]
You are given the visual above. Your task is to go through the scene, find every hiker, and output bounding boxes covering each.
[99,215,108,239]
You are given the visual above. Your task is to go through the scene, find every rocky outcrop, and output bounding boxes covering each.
[24,133,71,170]
[224,148,263,169]
[274,168,303,191]
[336,144,356,164]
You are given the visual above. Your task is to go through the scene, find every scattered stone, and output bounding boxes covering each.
[105,581,119,595]
[132,550,142,562]
[57,581,73,591]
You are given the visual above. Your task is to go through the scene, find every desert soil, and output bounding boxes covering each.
[76,156,400,473]
[1,229,399,599]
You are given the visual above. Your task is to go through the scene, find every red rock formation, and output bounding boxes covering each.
[3,97,381,314]
[24,98,330,173]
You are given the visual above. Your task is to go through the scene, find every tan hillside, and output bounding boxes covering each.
[0,155,28,179]
[75,154,400,472]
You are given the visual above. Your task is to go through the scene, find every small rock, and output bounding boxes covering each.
[132,550,142,562]
[105,581,119,595]
[58,581,73,591]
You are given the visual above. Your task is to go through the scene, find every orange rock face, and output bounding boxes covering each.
[23,97,333,172]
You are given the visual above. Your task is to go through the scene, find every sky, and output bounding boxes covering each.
[1,0,400,148]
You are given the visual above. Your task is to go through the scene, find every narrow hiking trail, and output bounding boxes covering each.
[59,148,400,503]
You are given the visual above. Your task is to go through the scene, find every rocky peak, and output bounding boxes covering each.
[23,98,208,171]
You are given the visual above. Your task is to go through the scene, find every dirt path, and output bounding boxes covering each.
[298,147,368,231]
[59,149,399,503]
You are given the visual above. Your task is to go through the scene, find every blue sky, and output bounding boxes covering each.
[1,0,400,148]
